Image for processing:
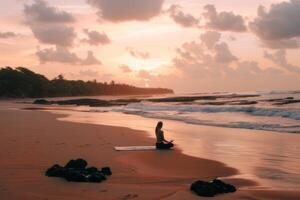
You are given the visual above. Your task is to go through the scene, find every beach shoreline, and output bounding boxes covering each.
[0,101,300,199]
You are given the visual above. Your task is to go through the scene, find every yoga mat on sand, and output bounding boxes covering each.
[114,146,156,151]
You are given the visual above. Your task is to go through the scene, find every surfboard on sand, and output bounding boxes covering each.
[114,146,156,151]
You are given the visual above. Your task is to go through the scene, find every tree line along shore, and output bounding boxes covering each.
[0,67,173,98]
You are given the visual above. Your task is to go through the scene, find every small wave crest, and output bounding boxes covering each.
[110,102,300,133]
[119,102,300,121]
[112,108,300,133]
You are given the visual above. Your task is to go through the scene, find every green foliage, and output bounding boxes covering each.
[0,67,173,98]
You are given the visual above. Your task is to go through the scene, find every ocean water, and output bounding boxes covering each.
[90,91,300,134]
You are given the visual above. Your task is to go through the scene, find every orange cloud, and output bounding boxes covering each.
[86,0,164,22]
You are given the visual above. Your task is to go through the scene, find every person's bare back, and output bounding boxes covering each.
[155,121,174,150]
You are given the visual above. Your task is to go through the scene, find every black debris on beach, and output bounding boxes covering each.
[46,158,112,183]
[190,178,236,197]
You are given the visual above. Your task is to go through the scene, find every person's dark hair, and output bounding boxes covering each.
[156,121,163,131]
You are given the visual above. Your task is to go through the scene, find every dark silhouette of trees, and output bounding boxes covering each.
[0,67,173,98]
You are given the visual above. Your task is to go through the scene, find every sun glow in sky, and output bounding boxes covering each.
[0,0,300,92]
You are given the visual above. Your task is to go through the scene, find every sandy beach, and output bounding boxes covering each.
[1,0,300,198]
[0,101,300,200]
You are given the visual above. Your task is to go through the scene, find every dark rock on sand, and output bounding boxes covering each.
[88,172,107,182]
[46,159,112,183]
[212,179,236,193]
[64,158,87,170]
[148,96,218,102]
[148,94,259,103]
[262,97,300,105]
[33,98,113,107]
[190,180,217,197]
[196,100,258,106]
[266,97,294,102]
[45,164,66,177]
[273,99,300,105]
[33,93,260,108]
[56,99,113,107]
[33,98,138,107]
[64,169,87,182]
[33,99,51,105]
[86,167,99,173]
[111,98,141,104]
[101,167,112,176]
[190,179,236,197]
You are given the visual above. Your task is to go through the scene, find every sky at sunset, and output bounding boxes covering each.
[1,0,300,93]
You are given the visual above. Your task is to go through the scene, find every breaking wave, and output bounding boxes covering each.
[117,102,300,121]
[110,102,300,133]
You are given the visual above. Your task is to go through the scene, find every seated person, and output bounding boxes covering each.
[155,121,174,150]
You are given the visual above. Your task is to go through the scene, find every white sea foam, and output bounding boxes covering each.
[109,101,300,133]
[119,102,300,120]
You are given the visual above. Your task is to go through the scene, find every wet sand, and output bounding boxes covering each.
[0,102,299,199]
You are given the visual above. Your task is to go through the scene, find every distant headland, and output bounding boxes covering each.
[0,67,174,98]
